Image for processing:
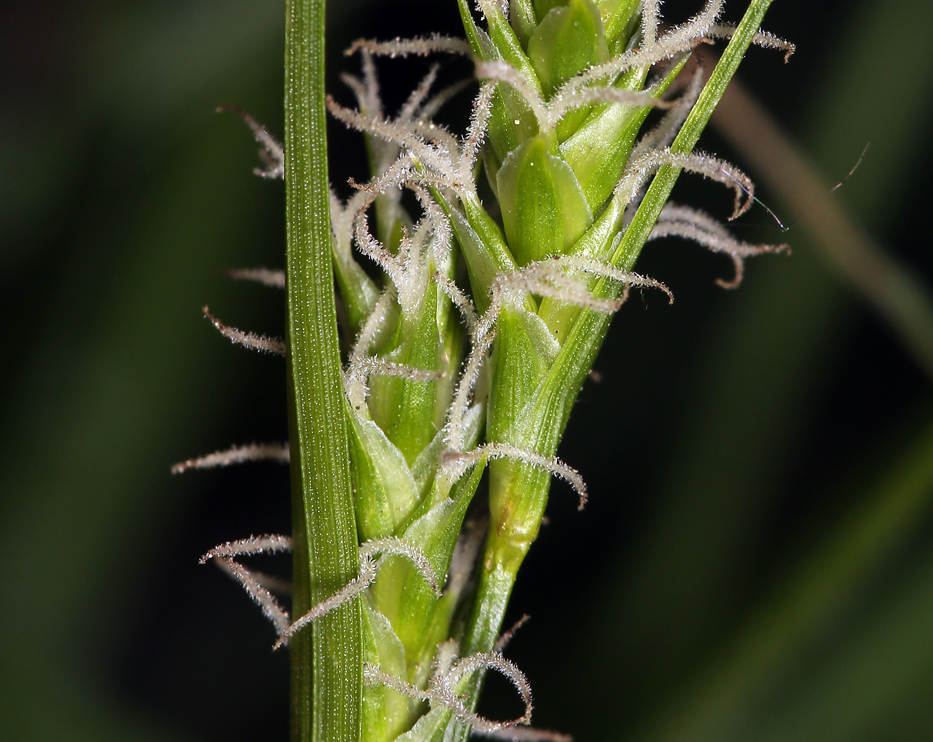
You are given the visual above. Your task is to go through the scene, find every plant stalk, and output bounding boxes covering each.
[284,1,362,742]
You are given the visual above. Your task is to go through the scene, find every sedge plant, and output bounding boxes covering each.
[177,1,794,741]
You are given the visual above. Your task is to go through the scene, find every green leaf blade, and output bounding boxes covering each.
[284,1,362,741]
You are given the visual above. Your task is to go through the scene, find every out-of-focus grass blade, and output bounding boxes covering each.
[744,542,933,742]
[630,409,933,742]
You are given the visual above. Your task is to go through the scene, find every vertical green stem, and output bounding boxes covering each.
[284,1,362,742]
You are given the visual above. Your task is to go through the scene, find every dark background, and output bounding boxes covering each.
[2,1,932,741]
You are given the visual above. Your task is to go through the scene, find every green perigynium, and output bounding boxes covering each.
[183,2,792,741]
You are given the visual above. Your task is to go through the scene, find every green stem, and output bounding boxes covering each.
[284,1,362,742]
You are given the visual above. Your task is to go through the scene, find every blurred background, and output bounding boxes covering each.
[2,1,932,740]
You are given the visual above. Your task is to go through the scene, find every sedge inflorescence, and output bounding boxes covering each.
[178,2,791,741]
